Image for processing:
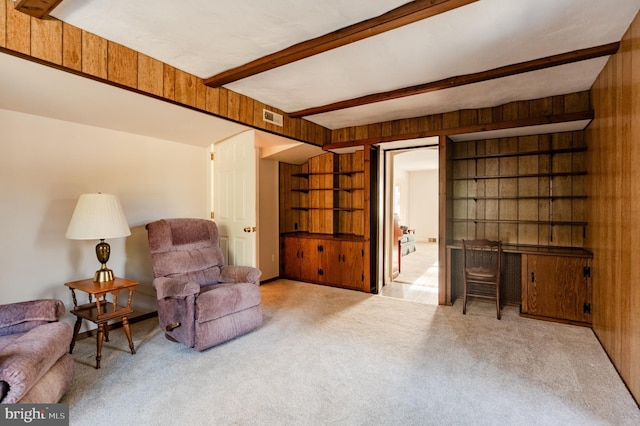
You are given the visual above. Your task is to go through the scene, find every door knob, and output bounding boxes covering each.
[244,226,257,232]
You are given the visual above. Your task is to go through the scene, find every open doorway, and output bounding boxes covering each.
[377,142,439,305]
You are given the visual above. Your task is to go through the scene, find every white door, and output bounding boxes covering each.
[213,131,257,267]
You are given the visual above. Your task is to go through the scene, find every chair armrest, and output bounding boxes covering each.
[0,299,65,337]
[153,277,200,300]
[0,321,72,404]
[220,265,262,285]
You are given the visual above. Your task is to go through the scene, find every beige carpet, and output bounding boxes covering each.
[62,280,640,425]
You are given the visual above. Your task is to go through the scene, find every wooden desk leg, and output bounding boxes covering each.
[122,317,136,355]
[96,323,105,369]
[69,316,82,354]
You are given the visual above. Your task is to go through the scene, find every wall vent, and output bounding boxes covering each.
[263,109,283,127]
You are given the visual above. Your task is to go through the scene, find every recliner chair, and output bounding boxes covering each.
[0,299,74,403]
[146,218,262,351]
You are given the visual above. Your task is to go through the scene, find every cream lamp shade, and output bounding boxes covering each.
[66,193,131,282]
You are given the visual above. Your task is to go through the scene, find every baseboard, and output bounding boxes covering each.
[260,276,281,285]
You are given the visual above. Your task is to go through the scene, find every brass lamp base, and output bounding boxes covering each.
[94,239,114,283]
[94,267,114,283]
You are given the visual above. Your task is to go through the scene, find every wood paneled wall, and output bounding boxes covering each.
[330,92,590,144]
[587,12,640,403]
[0,0,330,146]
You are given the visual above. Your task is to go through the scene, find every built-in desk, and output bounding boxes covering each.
[446,243,593,325]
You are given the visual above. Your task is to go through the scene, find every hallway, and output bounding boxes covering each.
[379,241,439,305]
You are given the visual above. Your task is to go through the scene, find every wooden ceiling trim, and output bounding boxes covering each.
[204,0,478,88]
[290,42,619,118]
[13,0,64,19]
[322,110,595,150]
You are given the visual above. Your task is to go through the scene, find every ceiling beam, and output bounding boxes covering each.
[290,42,619,118]
[322,110,595,150]
[13,0,65,19]
[204,0,478,88]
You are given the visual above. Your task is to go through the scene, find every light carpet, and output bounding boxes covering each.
[62,279,640,426]
[395,242,438,287]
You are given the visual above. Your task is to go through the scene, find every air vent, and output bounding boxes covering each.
[263,109,283,127]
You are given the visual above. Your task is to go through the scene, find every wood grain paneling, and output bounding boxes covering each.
[218,87,228,116]
[62,24,81,71]
[108,42,137,88]
[137,53,163,96]
[6,1,30,54]
[0,0,6,48]
[195,79,207,111]
[587,12,640,404]
[175,68,196,106]
[329,92,592,147]
[205,86,221,115]
[30,16,61,64]
[162,63,176,100]
[81,31,107,78]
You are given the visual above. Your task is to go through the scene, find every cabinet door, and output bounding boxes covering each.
[316,240,365,289]
[282,237,318,282]
[281,237,302,279]
[339,241,365,290]
[521,254,592,323]
[318,240,342,285]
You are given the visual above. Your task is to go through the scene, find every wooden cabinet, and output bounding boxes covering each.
[521,254,592,324]
[279,150,369,292]
[281,236,319,283]
[318,240,366,290]
[281,235,367,291]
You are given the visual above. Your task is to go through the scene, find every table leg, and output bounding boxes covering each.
[122,317,136,355]
[96,323,105,369]
[69,316,82,354]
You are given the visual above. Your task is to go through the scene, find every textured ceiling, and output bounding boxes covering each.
[50,0,640,131]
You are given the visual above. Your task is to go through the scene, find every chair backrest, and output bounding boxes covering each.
[462,239,502,274]
[146,218,226,282]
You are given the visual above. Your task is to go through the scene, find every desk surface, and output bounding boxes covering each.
[447,242,593,258]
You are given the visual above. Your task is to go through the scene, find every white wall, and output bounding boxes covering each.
[258,157,279,280]
[393,168,409,226]
[408,169,439,241]
[0,109,210,328]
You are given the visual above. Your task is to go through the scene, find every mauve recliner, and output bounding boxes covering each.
[146,218,262,351]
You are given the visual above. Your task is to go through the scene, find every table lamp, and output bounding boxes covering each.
[66,193,131,283]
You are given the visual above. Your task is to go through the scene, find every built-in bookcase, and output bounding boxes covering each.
[280,151,365,237]
[450,131,587,248]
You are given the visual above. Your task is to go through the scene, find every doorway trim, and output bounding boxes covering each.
[373,136,448,304]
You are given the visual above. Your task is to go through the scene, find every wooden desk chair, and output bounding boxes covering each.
[462,239,502,319]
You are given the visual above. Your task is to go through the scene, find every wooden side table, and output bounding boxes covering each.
[65,277,138,369]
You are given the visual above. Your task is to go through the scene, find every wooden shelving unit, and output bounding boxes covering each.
[279,150,369,292]
[446,130,593,325]
[450,131,588,248]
